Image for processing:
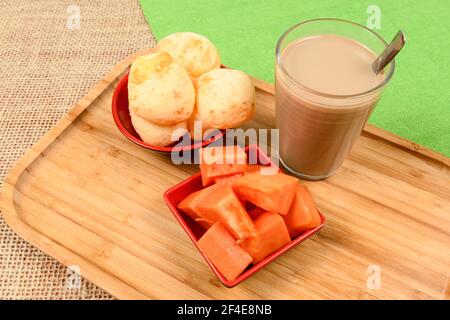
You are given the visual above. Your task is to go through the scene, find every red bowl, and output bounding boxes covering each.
[163,144,326,287]
[111,72,226,153]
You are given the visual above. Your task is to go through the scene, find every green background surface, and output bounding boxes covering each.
[139,0,450,156]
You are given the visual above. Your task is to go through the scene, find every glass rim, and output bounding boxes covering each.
[275,18,396,99]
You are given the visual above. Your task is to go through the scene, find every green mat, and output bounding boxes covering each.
[140,0,450,157]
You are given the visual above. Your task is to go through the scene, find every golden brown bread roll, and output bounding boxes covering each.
[130,110,188,146]
[195,68,255,129]
[157,32,220,79]
[128,52,195,125]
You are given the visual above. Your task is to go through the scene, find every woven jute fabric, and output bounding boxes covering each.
[0,0,156,299]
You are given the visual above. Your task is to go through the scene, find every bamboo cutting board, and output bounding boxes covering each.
[1,50,449,300]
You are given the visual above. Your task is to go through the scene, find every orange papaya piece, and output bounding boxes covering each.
[213,173,243,185]
[240,211,291,264]
[197,222,253,281]
[283,183,322,238]
[197,185,256,241]
[232,172,298,215]
[244,164,265,174]
[244,164,279,175]
[177,184,219,228]
[200,145,247,186]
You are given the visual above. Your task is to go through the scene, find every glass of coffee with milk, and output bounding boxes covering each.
[275,18,397,180]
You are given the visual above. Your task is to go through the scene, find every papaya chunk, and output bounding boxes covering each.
[232,172,298,215]
[244,164,279,175]
[240,212,291,264]
[197,222,253,281]
[177,184,219,228]
[244,164,265,175]
[283,183,321,238]
[197,185,257,241]
[213,173,243,185]
[200,145,247,186]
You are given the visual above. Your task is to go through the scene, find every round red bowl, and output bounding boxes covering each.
[111,72,226,153]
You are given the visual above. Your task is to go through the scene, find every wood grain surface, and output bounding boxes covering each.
[1,50,449,300]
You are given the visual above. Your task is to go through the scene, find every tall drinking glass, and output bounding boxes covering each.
[275,18,395,180]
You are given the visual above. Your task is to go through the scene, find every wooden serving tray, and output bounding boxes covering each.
[1,50,449,299]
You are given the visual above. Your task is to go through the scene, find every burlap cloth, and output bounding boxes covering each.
[0,0,156,299]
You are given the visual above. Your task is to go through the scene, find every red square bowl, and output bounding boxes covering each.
[163,144,325,287]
